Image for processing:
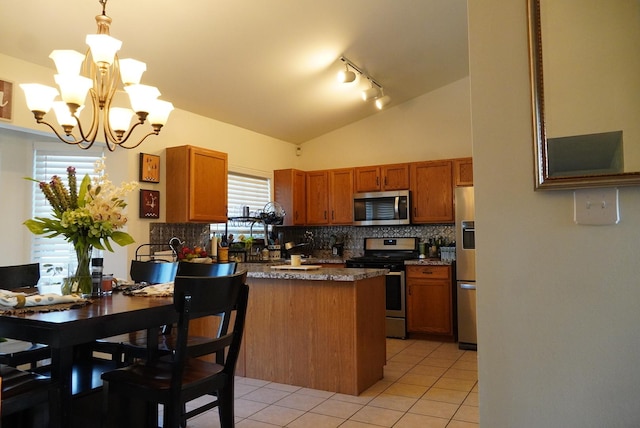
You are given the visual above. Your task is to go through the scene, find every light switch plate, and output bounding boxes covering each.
[574,188,620,225]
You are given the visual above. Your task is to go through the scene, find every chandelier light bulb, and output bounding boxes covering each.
[19,84,59,113]
[49,50,85,76]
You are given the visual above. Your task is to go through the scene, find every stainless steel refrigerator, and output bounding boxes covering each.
[455,187,477,350]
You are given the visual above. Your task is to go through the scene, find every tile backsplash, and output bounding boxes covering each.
[149,222,454,259]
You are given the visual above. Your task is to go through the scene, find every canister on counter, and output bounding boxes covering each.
[217,246,229,263]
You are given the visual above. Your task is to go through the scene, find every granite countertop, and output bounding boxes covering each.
[404,258,453,266]
[241,263,387,282]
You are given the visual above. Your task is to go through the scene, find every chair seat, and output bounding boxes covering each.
[0,339,50,368]
[102,357,225,392]
[0,364,55,416]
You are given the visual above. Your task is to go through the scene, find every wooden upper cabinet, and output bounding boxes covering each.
[166,145,228,223]
[306,168,354,225]
[274,169,306,226]
[328,168,354,224]
[354,163,409,192]
[454,157,473,186]
[306,170,330,224]
[410,160,454,223]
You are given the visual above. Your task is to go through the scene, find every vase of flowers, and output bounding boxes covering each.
[24,158,138,297]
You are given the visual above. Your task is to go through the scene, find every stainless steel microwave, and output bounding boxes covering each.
[353,190,411,226]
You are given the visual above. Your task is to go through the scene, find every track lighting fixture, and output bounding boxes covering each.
[362,84,381,101]
[337,64,356,83]
[339,56,391,109]
[375,94,391,110]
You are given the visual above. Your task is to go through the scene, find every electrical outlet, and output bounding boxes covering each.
[573,188,620,225]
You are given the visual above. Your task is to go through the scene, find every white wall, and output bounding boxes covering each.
[298,77,472,170]
[469,1,640,426]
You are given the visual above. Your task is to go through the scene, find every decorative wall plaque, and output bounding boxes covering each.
[139,189,160,219]
[139,153,160,183]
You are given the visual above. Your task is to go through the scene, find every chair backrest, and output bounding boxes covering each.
[171,272,249,379]
[0,263,40,289]
[130,260,178,284]
[176,261,236,277]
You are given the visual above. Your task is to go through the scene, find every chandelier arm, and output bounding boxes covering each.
[116,130,158,150]
[34,117,96,149]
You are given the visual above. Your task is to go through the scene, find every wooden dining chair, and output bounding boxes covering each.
[92,260,180,364]
[175,261,236,277]
[0,363,59,427]
[0,263,51,369]
[101,272,249,428]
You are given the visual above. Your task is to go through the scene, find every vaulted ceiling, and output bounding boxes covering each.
[0,0,469,144]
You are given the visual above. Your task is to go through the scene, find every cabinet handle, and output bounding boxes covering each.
[422,270,434,275]
[331,211,335,220]
[384,177,388,186]
[324,211,327,219]
[376,176,380,186]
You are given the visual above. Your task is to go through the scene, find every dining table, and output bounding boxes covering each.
[0,291,177,428]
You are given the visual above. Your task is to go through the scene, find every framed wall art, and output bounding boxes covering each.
[139,153,160,183]
[139,189,160,219]
[0,79,13,122]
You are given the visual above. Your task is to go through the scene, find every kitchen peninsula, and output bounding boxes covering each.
[239,264,388,395]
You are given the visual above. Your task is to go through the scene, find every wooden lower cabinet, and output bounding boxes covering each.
[406,265,454,341]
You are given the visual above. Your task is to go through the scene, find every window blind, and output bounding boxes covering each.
[213,172,271,240]
[31,149,103,274]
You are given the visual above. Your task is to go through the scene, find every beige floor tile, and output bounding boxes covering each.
[393,412,449,428]
[242,387,292,404]
[383,382,429,398]
[389,352,426,365]
[332,392,376,405]
[339,421,386,428]
[397,372,439,387]
[264,382,302,393]
[238,377,271,388]
[295,387,335,399]
[384,367,408,382]
[408,364,447,377]
[409,398,459,419]
[287,411,344,428]
[311,398,364,419]
[368,393,418,412]
[274,392,328,411]
[349,405,405,427]
[235,382,262,397]
[234,398,270,418]
[418,357,455,368]
[451,360,478,371]
[453,404,479,423]
[247,404,305,426]
[442,368,478,381]
[458,351,478,362]
[428,350,465,361]
[463,391,479,407]
[236,419,282,427]
[361,379,393,396]
[422,387,469,405]
[446,421,480,428]
[385,360,415,372]
[432,377,476,392]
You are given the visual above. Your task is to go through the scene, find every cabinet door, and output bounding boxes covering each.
[382,163,410,190]
[410,160,454,223]
[306,171,329,224]
[454,157,474,186]
[354,166,381,192]
[329,168,354,224]
[166,145,228,223]
[407,278,452,335]
[274,169,306,226]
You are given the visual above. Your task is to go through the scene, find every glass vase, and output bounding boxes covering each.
[69,242,93,297]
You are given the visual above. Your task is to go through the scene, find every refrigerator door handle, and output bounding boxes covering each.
[459,282,476,290]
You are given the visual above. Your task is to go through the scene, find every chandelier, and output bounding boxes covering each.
[20,0,173,151]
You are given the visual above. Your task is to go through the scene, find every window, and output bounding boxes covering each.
[212,172,271,241]
[31,148,103,278]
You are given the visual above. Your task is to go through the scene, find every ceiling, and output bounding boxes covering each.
[0,0,469,144]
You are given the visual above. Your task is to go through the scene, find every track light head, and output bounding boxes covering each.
[375,95,391,110]
[362,86,381,101]
[337,67,356,83]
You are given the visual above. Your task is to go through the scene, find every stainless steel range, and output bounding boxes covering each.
[345,237,419,339]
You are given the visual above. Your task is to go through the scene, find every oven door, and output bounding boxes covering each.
[385,271,405,317]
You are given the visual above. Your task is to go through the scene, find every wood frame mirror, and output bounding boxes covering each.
[528,0,640,190]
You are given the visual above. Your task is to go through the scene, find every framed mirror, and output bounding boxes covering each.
[528,0,640,190]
